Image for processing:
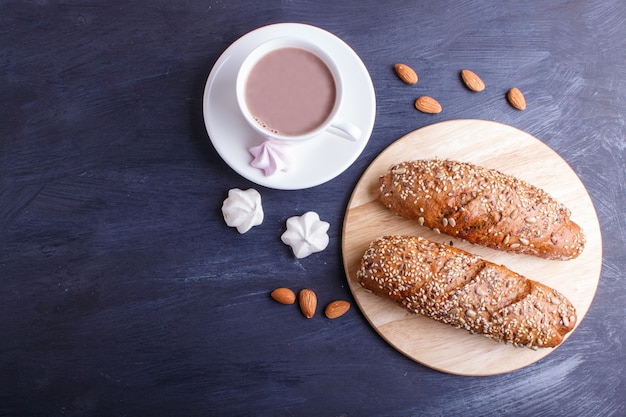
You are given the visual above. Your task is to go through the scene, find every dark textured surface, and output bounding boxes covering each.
[1,1,624,416]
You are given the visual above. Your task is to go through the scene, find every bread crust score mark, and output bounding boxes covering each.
[378,159,585,260]
[356,235,577,349]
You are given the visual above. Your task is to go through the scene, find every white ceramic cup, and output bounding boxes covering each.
[235,37,361,142]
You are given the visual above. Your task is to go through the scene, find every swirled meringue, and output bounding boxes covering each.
[221,188,264,233]
[249,139,294,176]
[281,211,330,258]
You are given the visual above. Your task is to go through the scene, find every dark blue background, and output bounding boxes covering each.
[1,1,624,416]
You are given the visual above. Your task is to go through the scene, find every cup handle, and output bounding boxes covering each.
[329,119,361,141]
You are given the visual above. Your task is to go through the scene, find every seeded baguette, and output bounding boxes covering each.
[378,159,585,260]
[357,235,577,348]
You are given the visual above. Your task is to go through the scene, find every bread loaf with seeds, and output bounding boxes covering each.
[357,235,577,348]
[378,159,585,260]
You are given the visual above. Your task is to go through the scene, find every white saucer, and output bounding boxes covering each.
[202,23,376,190]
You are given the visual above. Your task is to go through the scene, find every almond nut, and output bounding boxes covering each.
[415,96,442,114]
[507,87,526,110]
[298,288,317,318]
[461,69,485,92]
[324,300,351,319]
[394,63,418,85]
[270,287,296,305]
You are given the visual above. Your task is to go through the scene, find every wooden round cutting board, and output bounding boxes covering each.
[342,119,602,376]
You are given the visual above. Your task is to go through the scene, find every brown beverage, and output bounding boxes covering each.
[244,47,336,136]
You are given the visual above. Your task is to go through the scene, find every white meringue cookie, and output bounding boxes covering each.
[221,188,264,233]
[249,139,294,176]
[281,211,330,258]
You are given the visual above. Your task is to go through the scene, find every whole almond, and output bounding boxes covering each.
[270,287,296,305]
[507,87,526,110]
[324,300,351,319]
[394,63,418,85]
[415,96,442,114]
[461,69,485,92]
[298,288,317,318]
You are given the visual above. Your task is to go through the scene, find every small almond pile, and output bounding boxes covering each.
[270,287,350,319]
[394,63,527,112]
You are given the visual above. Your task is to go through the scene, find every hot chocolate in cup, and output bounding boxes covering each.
[236,38,361,142]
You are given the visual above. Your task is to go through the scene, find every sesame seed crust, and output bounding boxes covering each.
[356,235,577,348]
[379,160,585,260]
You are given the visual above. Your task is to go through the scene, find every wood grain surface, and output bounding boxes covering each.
[343,119,602,375]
